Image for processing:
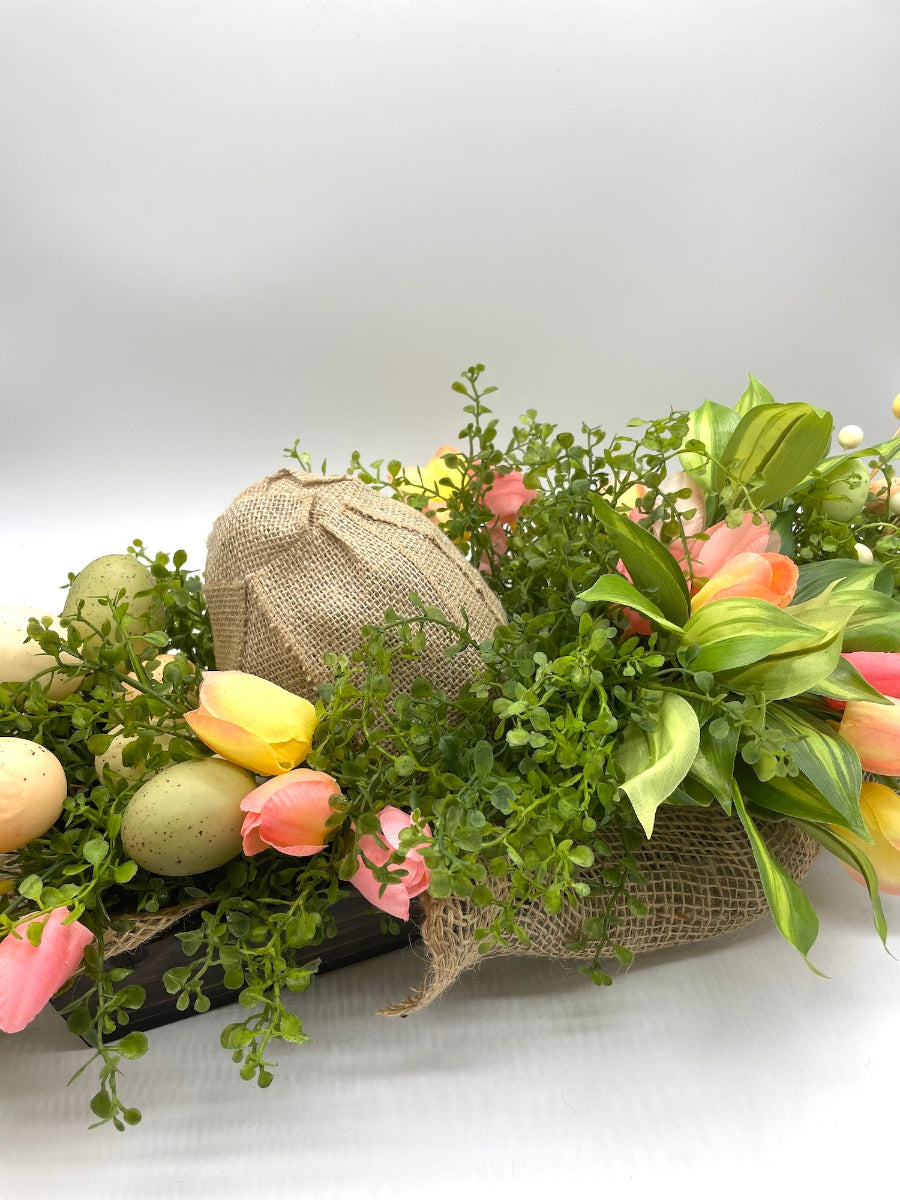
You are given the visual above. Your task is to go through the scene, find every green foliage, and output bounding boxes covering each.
[6,365,900,1129]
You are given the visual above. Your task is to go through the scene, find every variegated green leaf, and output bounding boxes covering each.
[732,788,822,969]
[768,705,867,837]
[715,402,833,508]
[682,598,821,674]
[614,694,701,837]
[590,496,690,626]
[576,574,683,634]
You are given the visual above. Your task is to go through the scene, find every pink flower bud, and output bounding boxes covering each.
[0,908,94,1033]
[350,806,431,921]
[240,768,344,857]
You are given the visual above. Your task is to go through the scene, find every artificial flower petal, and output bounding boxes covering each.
[0,908,94,1034]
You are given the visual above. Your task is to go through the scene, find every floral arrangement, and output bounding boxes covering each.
[3,365,900,1130]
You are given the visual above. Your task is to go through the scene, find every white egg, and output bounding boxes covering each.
[0,737,68,852]
[0,604,81,700]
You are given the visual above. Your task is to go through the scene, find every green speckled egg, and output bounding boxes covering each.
[61,554,164,655]
[822,462,870,522]
[121,759,256,876]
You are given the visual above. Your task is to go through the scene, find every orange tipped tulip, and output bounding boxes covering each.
[839,698,900,775]
[690,551,798,613]
[185,671,318,776]
[240,768,344,857]
[835,781,900,895]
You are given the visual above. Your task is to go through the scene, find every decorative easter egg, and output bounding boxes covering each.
[0,604,81,700]
[61,554,164,656]
[120,758,256,876]
[0,737,68,852]
[822,461,870,522]
[94,728,173,782]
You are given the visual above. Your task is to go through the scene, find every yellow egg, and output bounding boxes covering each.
[0,604,81,700]
[121,758,256,876]
[0,737,68,852]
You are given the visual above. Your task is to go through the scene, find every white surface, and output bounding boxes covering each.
[3,854,900,1197]
[3,1,900,1192]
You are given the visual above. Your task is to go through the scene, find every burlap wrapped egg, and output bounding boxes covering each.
[204,471,505,701]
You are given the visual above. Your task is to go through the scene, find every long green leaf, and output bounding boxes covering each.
[808,654,896,704]
[735,373,775,416]
[576,574,683,634]
[768,706,866,837]
[793,819,890,949]
[682,598,822,674]
[590,496,690,626]
[689,719,738,811]
[679,399,741,496]
[614,694,700,836]
[841,593,900,652]
[722,602,864,700]
[735,762,849,826]
[732,787,822,969]
[716,403,833,508]
[792,560,892,605]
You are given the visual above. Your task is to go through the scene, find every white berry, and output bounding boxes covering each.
[893,392,900,421]
[837,424,864,449]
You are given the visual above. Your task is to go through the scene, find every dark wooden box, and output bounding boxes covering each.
[51,892,419,1036]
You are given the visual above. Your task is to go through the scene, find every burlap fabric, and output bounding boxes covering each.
[381,808,819,1016]
[204,471,506,701]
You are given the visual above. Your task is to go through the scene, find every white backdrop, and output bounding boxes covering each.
[2,2,900,1194]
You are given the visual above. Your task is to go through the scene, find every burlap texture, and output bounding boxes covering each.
[204,470,506,701]
[381,808,820,1016]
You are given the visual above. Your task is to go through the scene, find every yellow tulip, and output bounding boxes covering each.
[396,445,466,523]
[184,671,317,776]
[836,781,900,895]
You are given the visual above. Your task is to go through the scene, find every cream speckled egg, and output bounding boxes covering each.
[0,737,68,852]
[94,728,173,782]
[0,604,81,700]
[121,758,256,876]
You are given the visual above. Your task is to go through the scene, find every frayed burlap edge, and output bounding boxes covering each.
[380,809,820,1017]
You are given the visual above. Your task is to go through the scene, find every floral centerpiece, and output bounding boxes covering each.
[2,366,900,1130]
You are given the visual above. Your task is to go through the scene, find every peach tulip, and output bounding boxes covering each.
[834,781,900,895]
[240,768,344,856]
[350,806,431,920]
[678,511,777,585]
[0,908,94,1033]
[483,470,537,526]
[185,671,318,776]
[690,552,798,613]
[839,698,900,774]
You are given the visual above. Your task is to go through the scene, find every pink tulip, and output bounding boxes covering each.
[690,552,798,613]
[834,782,900,895]
[678,511,778,585]
[483,471,537,526]
[350,806,431,920]
[240,768,345,857]
[0,907,94,1033]
[842,653,900,700]
[839,699,900,774]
